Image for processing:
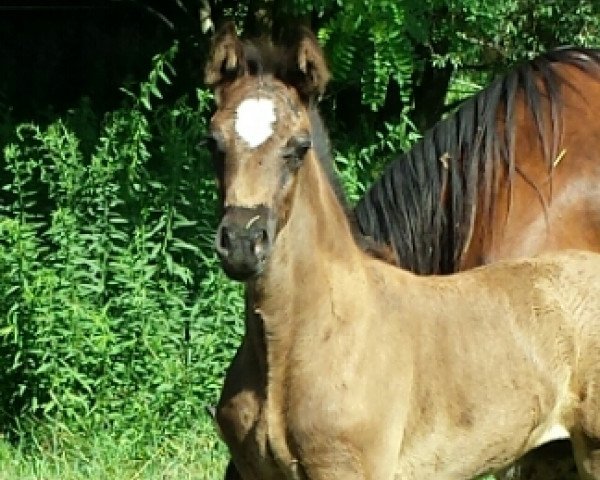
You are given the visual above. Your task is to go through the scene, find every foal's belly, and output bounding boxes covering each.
[394,370,575,480]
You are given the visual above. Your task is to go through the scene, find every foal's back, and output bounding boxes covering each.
[392,249,600,479]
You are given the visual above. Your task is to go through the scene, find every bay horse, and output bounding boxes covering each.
[204,25,600,479]
[205,24,600,479]
[354,47,600,276]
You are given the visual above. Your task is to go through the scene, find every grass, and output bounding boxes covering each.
[0,415,503,480]
[0,422,507,480]
[0,419,228,480]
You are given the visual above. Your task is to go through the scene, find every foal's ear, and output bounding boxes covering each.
[285,27,330,101]
[204,22,245,97]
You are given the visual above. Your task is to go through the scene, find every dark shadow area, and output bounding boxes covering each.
[0,1,176,119]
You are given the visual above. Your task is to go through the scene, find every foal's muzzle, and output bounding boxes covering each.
[215,206,275,281]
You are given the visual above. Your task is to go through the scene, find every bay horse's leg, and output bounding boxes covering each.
[496,441,578,480]
[572,433,600,480]
[224,460,243,480]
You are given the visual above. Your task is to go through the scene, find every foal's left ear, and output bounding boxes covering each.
[285,27,331,101]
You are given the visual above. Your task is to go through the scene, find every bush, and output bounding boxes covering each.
[0,37,419,458]
[0,42,243,441]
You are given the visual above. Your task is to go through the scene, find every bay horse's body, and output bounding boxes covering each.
[355,49,600,276]
[204,25,600,479]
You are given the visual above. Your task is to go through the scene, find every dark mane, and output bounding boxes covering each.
[354,47,600,275]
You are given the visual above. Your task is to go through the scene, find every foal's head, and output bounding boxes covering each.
[205,24,330,281]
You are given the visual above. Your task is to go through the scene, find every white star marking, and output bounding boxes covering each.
[235,98,276,148]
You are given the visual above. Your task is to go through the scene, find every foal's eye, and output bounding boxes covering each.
[282,134,312,169]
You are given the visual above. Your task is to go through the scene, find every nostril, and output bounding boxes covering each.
[221,227,232,250]
[215,224,232,256]
[253,229,270,257]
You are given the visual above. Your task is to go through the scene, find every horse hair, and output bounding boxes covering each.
[354,47,600,275]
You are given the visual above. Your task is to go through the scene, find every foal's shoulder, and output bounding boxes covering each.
[538,250,600,285]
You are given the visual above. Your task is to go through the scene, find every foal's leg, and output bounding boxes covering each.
[300,464,366,480]
[299,445,395,480]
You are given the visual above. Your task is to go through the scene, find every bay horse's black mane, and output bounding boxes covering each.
[355,47,600,275]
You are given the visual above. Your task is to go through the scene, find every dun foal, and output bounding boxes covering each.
[207,26,600,480]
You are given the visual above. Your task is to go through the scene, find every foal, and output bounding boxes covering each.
[207,26,600,480]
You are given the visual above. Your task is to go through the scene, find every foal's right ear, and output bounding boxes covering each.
[204,22,246,101]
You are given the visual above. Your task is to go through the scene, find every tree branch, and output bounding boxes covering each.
[111,0,175,31]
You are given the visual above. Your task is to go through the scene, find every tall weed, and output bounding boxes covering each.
[0,38,418,452]
[0,42,243,441]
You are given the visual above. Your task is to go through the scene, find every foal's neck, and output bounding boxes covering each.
[252,153,364,327]
[245,153,400,474]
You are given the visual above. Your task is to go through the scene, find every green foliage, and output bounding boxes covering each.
[444,0,600,66]
[335,113,421,203]
[0,42,244,441]
[318,1,416,110]
[279,0,600,126]
[185,0,600,150]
